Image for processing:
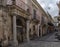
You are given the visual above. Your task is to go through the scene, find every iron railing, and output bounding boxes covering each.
[6,0,31,14]
[32,14,40,21]
[15,0,30,13]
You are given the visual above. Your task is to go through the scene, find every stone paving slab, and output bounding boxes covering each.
[18,32,60,47]
[18,41,60,47]
[9,32,60,47]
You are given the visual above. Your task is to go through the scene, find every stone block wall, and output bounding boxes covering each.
[0,9,12,46]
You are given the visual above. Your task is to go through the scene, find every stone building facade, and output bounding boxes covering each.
[39,7,54,37]
[57,1,60,31]
[0,0,54,46]
[0,0,31,46]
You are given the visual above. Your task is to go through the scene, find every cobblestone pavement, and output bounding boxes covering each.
[8,32,60,47]
[19,41,60,47]
[39,32,59,42]
[18,32,60,47]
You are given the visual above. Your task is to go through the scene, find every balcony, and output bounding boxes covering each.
[32,14,40,23]
[6,0,31,18]
[41,16,47,26]
[6,0,30,11]
[16,0,28,11]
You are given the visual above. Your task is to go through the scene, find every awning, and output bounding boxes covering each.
[48,22,54,26]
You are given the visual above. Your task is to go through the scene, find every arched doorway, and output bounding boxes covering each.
[42,24,47,36]
[16,16,26,43]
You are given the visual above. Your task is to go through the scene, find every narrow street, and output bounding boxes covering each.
[39,32,58,42]
[18,32,60,47]
[0,0,60,47]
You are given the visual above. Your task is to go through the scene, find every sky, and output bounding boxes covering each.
[37,0,60,18]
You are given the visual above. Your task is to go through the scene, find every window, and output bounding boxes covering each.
[41,16,44,24]
[33,9,36,19]
[33,25,35,31]
[59,11,60,15]
[33,9,36,16]
[27,9,30,13]
[0,0,2,5]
